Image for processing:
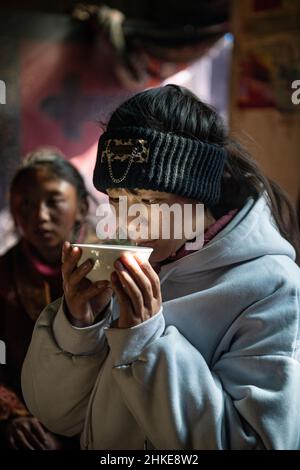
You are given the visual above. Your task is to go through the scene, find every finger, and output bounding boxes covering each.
[111,271,133,316]
[114,264,144,314]
[81,281,111,302]
[61,245,82,283]
[22,425,46,450]
[61,240,70,263]
[68,258,94,289]
[9,434,18,449]
[116,255,153,308]
[134,255,161,299]
[14,429,35,450]
[30,419,49,447]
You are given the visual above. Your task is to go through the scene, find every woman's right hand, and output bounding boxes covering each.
[6,416,56,450]
[62,241,113,327]
[6,416,76,450]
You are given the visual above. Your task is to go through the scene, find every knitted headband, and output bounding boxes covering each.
[93,126,227,206]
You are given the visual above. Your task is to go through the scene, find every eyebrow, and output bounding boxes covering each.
[134,189,164,196]
[45,190,65,196]
[109,189,163,197]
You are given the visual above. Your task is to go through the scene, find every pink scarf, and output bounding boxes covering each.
[154,209,238,273]
[21,241,61,278]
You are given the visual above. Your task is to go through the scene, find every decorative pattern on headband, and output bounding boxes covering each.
[101,138,149,163]
[102,138,150,183]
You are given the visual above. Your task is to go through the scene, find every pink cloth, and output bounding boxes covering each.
[204,209,238,244]
[21,241,61,278]
[154,209,238,273]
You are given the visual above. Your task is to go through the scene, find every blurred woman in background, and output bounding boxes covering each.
[0,148,97,449]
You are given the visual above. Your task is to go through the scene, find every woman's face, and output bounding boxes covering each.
[11,168,84,263]
[107,188,215,263]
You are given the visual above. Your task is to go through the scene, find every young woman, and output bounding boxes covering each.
[22,86,300,450]
[0,148,98,449]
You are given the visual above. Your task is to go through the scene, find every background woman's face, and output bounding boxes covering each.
[11,168,82,261]
[107,188,213,263]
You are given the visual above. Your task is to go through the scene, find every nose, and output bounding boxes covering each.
[37,201,51,222]
[127,213,150,242]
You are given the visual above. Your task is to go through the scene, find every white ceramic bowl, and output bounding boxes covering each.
[72,243,153,282]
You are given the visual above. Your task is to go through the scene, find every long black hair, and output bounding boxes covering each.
[105,85,300,261]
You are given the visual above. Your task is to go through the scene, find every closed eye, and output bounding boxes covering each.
[109,197,120,204]
[141,199,161,205]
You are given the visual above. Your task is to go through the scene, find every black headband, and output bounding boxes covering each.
[93,126,227,205]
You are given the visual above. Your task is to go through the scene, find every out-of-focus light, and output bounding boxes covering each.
[162,70,192,86]
[224,33,234,43]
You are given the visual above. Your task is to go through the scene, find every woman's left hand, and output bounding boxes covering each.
[111,254,162,329]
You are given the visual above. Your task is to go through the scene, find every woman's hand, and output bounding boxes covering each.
[62,241,113,327]
[111,254,162,329]
[6,416,62,450]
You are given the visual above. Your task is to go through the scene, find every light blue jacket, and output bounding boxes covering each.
[21,195,300,449]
